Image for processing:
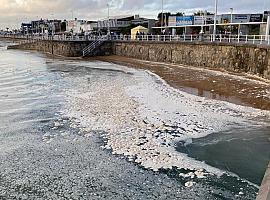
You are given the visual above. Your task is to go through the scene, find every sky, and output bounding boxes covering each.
[0,0,269,29]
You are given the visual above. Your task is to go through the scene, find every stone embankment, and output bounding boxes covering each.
[112,41,270,80]
[4,37,270,80]
[7,40,112,57]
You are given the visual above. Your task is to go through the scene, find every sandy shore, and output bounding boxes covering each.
[90,55,270,111]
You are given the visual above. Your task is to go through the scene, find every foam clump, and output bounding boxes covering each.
[61,63,270,177]
[185,181,195,188]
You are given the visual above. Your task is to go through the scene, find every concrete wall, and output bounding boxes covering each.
[8,40,113,57]
[257,162,270,200]
[113,41,270,80]
[6,39,270,80]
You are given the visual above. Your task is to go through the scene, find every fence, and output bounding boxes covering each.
[1,34,270,46]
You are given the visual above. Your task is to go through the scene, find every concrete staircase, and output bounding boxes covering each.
[82,40,105,57]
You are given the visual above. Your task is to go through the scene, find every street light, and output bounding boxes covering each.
[161,0,164,27]
[230,8,233,33]
[107,2,110,35]
[266,15,270,42]
[200,10,204,34]
[213,0,218,41]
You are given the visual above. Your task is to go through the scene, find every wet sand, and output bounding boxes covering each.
[92,55,270,111]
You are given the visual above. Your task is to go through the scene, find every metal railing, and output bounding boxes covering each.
[82,40,105,57]
[109,34,270,45]
[1,34,270,45]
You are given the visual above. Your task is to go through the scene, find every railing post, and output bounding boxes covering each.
[260,35,263,44]
[237,34,240,43]
[245,35,248,43]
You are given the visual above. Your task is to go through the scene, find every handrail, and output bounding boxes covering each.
[1,34,270,45]
[82,40,105,57]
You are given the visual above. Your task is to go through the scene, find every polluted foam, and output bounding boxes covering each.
[61,62,270,177]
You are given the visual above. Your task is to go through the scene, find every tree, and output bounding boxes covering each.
[194,11,214,16]
[157,12,171,26]
[175,12,184,16]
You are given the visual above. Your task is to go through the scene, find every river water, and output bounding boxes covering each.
[0,40,269,200]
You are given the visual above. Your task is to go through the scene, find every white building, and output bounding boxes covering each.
[66,18,97,34]
[97,15,135,33]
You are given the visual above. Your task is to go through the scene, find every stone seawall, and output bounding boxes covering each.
[7,40,113,57]
[113,41,270,80]
[5,38,270,80]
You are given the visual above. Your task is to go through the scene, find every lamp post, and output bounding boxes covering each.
[230,8,233,33]
[266,16,270,42]
[161,0,164,28]
[213,0,218,41]
[107,2,110,35]
[200,10,204,34]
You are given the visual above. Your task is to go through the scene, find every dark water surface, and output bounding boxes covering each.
[0,40,268,199]
[176,126,270,185]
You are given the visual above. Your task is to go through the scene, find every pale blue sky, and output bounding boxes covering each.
[0,0,269,29]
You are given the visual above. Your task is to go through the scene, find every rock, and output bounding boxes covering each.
[185,181,195,188]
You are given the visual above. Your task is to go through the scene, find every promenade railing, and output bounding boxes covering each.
[1,34,270,46]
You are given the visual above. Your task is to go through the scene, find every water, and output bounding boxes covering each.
[0,40,268,199]
[176,126,270,185]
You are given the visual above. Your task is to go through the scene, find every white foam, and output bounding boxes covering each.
[61,61,270,177]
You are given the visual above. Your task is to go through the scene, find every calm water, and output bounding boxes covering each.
[176,126,270,185]
[0,40,269,199]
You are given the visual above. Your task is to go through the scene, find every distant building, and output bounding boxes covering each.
[66,18,86,33]
[48,20,62,34]
[161,12,267,35]
[131,15,156,32]
[66,18,97,34]
[21,23,32,35]
[97,15,135,33]
[96,15,156,34]
[31,19,61,35]
[82,21,98,35]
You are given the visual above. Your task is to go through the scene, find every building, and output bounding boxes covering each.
[31,19,61,35]
[96,15,156,34]
[48,20,62,34]
[97,15,135,34]
[66,19,86,33]
[66,19,97,34]
[21,23,32,35]
[82,21,98,35]
[131,15,156,32]
[159,12,268,35]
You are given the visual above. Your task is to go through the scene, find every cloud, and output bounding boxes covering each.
[0,0,269,29]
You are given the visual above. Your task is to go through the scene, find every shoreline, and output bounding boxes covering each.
[3,39,270,111]
[87,55,270,111]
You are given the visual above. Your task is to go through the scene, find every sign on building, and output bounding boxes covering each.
[233,14,250,23]
[168,16,193,26]
[250,14,263,22]
[194,16,205,25]
[168,16,176,27]
[176,16,193,26]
